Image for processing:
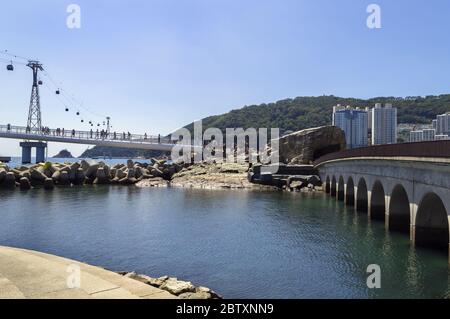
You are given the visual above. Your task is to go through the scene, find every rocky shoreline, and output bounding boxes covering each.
[0,159,323,192]
[0,158,185,190]
[118,272,222,299]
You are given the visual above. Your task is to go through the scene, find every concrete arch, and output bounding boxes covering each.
[337,176,345,201]
[356,178,368,212]
[346,177,355,206]
[325,176,331,194]
[415,192,449,253]
[388,184,410,233]
[370,180,386,221]
[330,176,337,197]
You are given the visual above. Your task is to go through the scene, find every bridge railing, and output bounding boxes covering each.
[0,125,174,145]
[314,140,450,166]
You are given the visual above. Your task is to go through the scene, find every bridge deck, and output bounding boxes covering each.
[314,140,450,166]
[0,125,196,152]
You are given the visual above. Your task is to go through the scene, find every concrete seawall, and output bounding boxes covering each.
[0,246,177,299]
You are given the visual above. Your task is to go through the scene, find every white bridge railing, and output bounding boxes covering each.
[0,124,175,145]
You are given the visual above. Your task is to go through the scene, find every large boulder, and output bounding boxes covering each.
[52,170,61,183]
[2,172,16,188]
[160,278,195,295]
[74,168,85,185]
[30,168,47,184]
[93,167,109,184]
[19,177,31,190]
[59,171,71,185]
[270,126,346,165]
[0,168,7,183]
[85,163,99,178]
[44,178,55,190]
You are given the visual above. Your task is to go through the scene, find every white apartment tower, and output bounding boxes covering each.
[371,103,397,145]
[436,112,450,135]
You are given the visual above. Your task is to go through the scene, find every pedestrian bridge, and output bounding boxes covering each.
[0,124,181,152]
[314,140,450,262]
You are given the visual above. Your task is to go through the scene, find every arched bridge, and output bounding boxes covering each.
[314,140,450,262]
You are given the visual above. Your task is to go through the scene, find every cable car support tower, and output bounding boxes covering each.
[20,60,47,164]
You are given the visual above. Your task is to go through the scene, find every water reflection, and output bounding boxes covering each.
[0,186,448,298]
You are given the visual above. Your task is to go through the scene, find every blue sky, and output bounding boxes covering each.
[1,0,450,156]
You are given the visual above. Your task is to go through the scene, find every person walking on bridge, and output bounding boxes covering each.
[72,129,75,138]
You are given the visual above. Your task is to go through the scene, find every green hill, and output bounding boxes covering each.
[81,94,450,158]
[184,94,450,135]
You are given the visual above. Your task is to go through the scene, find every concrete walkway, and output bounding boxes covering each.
[0,246,177,299]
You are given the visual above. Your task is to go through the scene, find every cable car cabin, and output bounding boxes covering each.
[56,90,60,94]
[65,108,69,112]
[76,112,80,115]
[6,64,14,71]
[38,80,43,85]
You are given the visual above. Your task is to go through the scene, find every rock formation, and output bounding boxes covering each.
[270,126,346,165]
[52,149,74,158]
[119,272,222,299]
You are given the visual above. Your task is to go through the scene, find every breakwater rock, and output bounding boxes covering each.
[0,159,183,190]
[118,272,222,299]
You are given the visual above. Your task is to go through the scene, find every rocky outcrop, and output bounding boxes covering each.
[52,149,74,158]
[166,163,278,190]
[270,126,346,165]
[119,272,221,299]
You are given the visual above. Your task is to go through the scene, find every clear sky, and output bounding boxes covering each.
[1,0,449,156]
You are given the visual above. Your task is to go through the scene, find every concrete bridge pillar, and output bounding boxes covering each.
[21,145,32,164]
[36,145,46,163]
[367,190,372,218]
[384,195,391,229]
[20,141,47,164]
[410,203,418,246]
[353,185,358,212]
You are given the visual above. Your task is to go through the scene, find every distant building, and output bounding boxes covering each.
[332,104,368,149]
[409,130,423,142]
[435,134,450,140]
[422,129,436,141]
[370,103,397,145]
[432,119,437,131]
[436,112,450,135]
[410,129,435,142]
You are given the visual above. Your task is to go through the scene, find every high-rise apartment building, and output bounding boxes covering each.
[370,103,397,145]
[332,105,368,149]
[436,112,450,135]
